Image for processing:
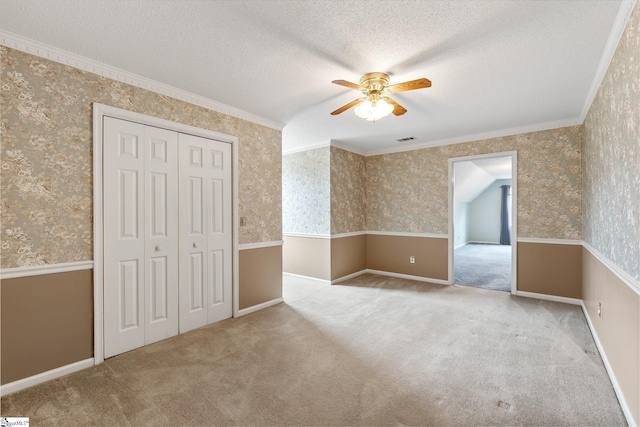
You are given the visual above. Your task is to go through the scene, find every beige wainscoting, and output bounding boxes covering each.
[239,245,283,310]
[582,247,639,423]
[1,270,94,385]
[517,242,582,298]
[1,248,283,387]
[331,234,366,281]
[366,234,448,281]
[282,235,331,281]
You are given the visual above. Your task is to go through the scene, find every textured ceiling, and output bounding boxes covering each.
[0,0,625,155]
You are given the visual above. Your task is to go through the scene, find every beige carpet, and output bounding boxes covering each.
[1,274,627,426]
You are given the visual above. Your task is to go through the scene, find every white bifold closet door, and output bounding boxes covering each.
[178,133,232,333]
[103,117,179,358]
[103,117,231,359]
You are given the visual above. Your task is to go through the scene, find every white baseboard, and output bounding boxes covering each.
[1,358,94,397]
[282,272,331,285]
[514,291,582,305]
[581,302,637,427]
[366,269,449,285]
[236,297,284,317]
[331,270,367,284]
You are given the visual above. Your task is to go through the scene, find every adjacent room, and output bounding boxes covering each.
[452,155,513,293]
[1,1,638,426]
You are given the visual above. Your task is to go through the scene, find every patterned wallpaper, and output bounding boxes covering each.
[330,146,365,235]
[0,46,282,269]
[366,126,583,240]
[282,147,330,235]
[583,3,639,281]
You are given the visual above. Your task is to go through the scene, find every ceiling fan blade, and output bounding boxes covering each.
[387,78,432,93]
[382,97,407,116]
[332,80,365,91]
[331,98,365,115]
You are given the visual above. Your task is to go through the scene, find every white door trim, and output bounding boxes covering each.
[93,103,239,365]
[447,151,518,294]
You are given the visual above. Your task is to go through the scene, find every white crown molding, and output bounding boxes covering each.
[238,241,283,250]
[366,231,448,239]
[0,260,94,279]
[282,140,367,156]
[516,237,583,246]
[580,0,637,121]
[0,30,284,131]
[329,140,367,157]
[583,241,639,296]
[363,118,581,157]
[282,142,330,155]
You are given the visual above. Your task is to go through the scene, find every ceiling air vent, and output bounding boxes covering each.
[397,136,416,142]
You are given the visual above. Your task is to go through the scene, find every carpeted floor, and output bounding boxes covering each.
[455,243,512,292]
[1,274,626,426]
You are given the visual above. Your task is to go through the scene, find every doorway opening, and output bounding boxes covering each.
[448,152,517,293]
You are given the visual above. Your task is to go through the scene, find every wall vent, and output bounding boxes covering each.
[397,136,416,142]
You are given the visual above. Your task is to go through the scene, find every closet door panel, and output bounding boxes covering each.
[104,117,146,358]
[210,249,224,304]
[144,126,178,345]
[205,142,232,323]
[179,134,208,333]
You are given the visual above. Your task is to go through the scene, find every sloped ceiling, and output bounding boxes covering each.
[0,0,629,155]
[455,157,512,203]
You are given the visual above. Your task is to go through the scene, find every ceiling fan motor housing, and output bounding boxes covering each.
[360,72,390,95]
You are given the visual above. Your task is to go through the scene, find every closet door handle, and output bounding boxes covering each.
[193,242,198,248]
[155,245,162,251]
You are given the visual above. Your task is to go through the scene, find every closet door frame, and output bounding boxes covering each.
[93,103,239,365]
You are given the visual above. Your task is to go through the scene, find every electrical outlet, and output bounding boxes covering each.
[240,217,247,227]
[598,302,602,318]
[409,256,415,264]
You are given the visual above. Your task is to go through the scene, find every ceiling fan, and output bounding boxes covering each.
[330,72,431,122]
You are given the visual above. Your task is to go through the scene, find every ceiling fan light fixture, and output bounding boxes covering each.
[331,72,429,119]
[354,97,394,122]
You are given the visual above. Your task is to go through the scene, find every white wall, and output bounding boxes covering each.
[454,200,469,248]
[468,179,511,243]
